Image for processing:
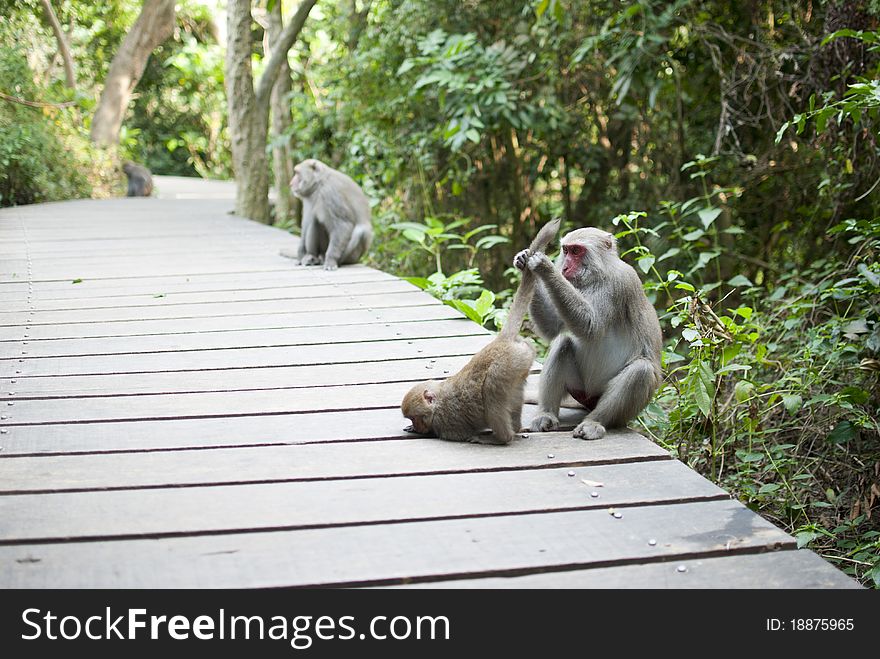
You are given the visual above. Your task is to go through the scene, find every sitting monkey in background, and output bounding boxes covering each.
[514,227,662,440]
[401,218,560,444]
[122,162,153,197]
[279,158,373,270]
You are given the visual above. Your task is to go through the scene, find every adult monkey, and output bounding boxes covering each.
[279,158,373,270]
[514,227,662,440]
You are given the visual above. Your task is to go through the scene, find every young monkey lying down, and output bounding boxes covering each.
[401,218,561,444]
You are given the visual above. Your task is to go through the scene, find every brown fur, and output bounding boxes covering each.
[401,218,561,443]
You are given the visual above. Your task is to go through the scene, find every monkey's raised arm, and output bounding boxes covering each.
[528,254,606,338]
[500,218,561,340]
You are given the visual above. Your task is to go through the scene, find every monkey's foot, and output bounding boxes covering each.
[528,412,559,432]
[573,419,606,440]
[299,254,323,266]
[323,260,339,271]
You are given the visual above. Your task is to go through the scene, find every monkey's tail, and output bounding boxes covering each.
[499,217,561,340]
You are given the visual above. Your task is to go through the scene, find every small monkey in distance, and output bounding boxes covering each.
[401,218,561,444]
[122,162,153,197]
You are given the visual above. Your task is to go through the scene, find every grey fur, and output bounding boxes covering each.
[518,227,662,439]
[280,158,373,270]
[122,162,153,197]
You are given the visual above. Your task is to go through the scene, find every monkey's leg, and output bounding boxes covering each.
[299,222,328,266]
[323,222,355,270]
[529,336,581,432]
[485,407,516,444]
[574,358,657,440]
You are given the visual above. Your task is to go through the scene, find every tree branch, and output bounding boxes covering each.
[40,0,76,89]
[255,0,317,107]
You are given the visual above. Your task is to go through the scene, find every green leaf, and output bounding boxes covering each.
[727,275,753,287]
[403,276,431,290]
[637,255,655,274]
[474,235,509,250]
[658,247,680,262]
[740,451,765,463]
[697,207,722,228]
[465,128,481,143]
[402,229,426,244]
[840,386,869,404]
[535,0,550,17]
[681,327,701,343]
[734,380,755,403]
[71,278,83,284]
[662,350,686,364]
[692,360,715,418]
[758,483,781,495]
[826,420,856,445]
[474,289,495,316]
[858,263,880,287]
[682,229,705,241]
[448,300,481,323]
[782,394,802,415]
[795,531,819,548]
[774,121,790,144]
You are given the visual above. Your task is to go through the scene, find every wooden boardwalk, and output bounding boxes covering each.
[0,190,859,588]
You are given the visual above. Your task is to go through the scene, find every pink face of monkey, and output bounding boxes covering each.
[561,243,587,280]
[559,228,616,281]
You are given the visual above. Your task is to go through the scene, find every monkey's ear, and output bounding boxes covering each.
[423,389,436,404]
[603,238,613,250]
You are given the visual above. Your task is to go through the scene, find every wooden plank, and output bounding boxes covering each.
[388,550,861,589]
[0,305,464,341]
[1,277,407,309]
[0,376,507,424]
[0,265,382,294]
[3,335,493,378]
[0,461,726,543]
[0,271,392,302]
[0,499,793,587]
[0,355,482,398]
[0,405,589,456]
[0,318,485,360]
[0,240,288,260]
[0,430,668,493]
[0,290,433,325]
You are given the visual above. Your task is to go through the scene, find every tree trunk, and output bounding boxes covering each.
[40,0,75,89]
[90,0,175,146]
[347,0,372,51]
[266,2,295,226]
[226,0,316,223]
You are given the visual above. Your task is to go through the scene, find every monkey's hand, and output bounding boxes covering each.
[528,412,559,432]
[323,258,339,271]
[300,254,323,267]
[526,252,554,273]
[513,249,531,271]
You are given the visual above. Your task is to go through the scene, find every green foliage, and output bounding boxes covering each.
[393,215,509,327]
[0,14,101,206]
[125,0,231,177]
